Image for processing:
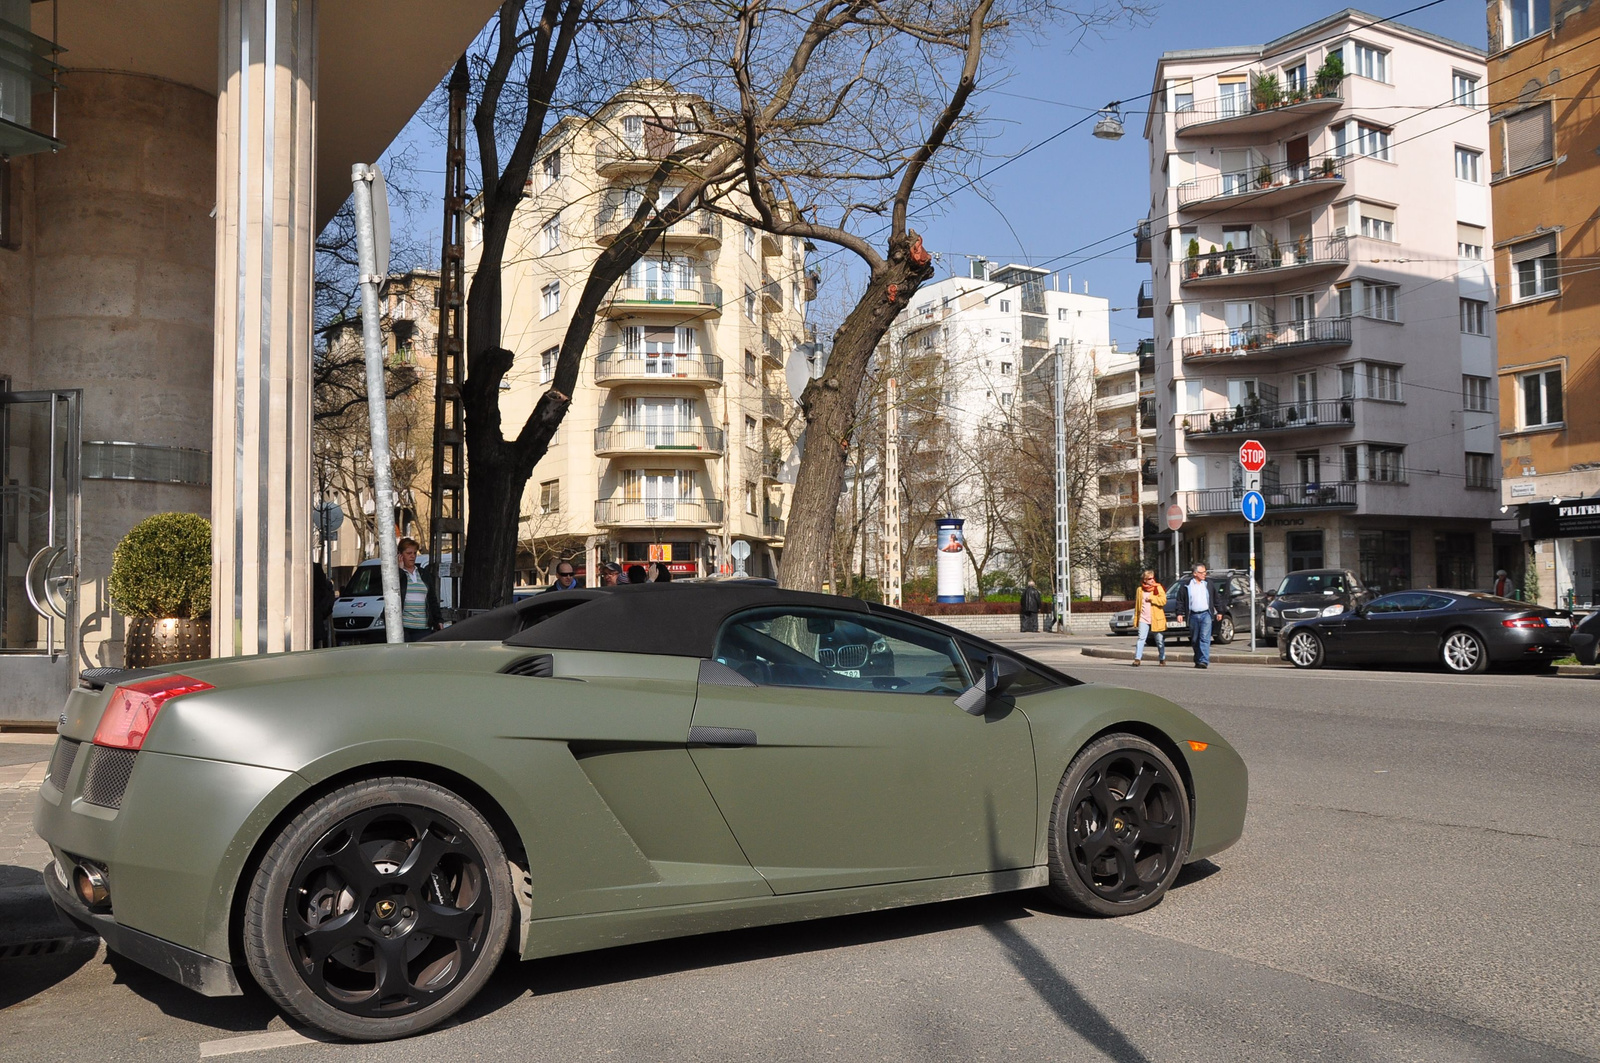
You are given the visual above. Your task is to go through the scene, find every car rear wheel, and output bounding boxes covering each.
[1215,615,1235,644]
[1287,629,1324,669]
[1046,734,1191,917]
[1440,630,1488,674]
[243,777,513,1041]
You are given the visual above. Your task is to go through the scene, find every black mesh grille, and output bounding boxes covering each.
[334,617,373,630]
[501,653,554,678]
[45,739,80,787]
[81,746,138,809]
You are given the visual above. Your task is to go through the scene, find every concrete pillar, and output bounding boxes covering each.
[211,0,317,656]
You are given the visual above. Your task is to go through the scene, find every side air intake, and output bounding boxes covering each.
[501,654,555,678]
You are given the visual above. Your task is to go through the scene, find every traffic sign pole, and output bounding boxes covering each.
[1238,439,1267,653]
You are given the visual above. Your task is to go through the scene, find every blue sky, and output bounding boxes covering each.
[375,0,1487,351]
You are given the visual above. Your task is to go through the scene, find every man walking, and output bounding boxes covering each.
[1020,580,1043,633]
[1173,563,1227,668]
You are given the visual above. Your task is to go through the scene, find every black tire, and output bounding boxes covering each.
[1286,628,1324,669]
[243,777,513,1041]
[1440,629,1488,674]
[1216,615,1236,644]
[1046,734,1192,917]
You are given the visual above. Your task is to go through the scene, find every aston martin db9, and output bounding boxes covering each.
[35,583,1247,1040]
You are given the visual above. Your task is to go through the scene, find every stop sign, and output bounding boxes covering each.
[1239,439,1267,472]
[1166,503,1185,531]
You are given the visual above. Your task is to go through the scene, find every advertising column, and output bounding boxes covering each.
[935,517,966,603]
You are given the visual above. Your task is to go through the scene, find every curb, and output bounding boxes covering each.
[1081,645,1283,666]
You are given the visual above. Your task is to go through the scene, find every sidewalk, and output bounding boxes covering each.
[0,735,94,956]
[1079,640,1286,666]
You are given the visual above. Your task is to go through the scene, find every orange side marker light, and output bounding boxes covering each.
[1186,740,1209,752]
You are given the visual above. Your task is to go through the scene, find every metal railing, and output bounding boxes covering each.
[762,393,787,421]
[1185,398,1355,437]
[1135,220,1152,263]
[594,210,721,242]
[594,497,725,525]
[1180,234,1348,284]
[607,281,723,311]
[1183,480,1357,516]
[1137,280,1153,319]
[1180,317,1352,361]
[594,425,725,453]
[594,353,724,384]
[760,275,783,310]
[762,518,785,538]
[595,136,685,170]
[1172,88,1342,132]
[1176,155,1344,208]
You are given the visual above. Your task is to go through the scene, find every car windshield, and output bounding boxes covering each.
[342,566,383,597]
[1277,572,1344,596]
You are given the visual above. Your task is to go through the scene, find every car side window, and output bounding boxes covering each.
[1369,592,1430,614]
[714,608,969,694]
[1421,595,1455,610]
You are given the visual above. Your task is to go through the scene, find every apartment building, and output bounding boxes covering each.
[1485,0,1600,608]
[468,82,811,582]
[1140,10,1501,594]
[1093,339,1160,575]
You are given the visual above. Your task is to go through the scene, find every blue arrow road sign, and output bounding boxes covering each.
[1241,490,1266,523]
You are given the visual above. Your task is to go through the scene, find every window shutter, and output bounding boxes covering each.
[1361,203,1395,225]
[644,324,676,343]
[1510,234,1557,263]
[1504,106,1553,173]
[1458,223,1484,245]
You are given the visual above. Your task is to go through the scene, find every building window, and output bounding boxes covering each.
[744,226,756,258]
[1331,122,1349,158]
[1457,223,1485,260]
[542,212,561,253]
[999,299,1011,312]
[1355,122,1391,161]
[1000,391,1013,408]
[1284,61,1308,92]
[999,332,1012,345]
[1502,104,1553,174]
[1000,361,1013,376]
[1454,147,1481,183]
[744,349,758,379]
[540,281,560,318]
[1452,71,1480,106]
[540,346,558,383]
[1509,0,1550,44]
[1166,77,1194,113]
[1519,367,1563,427]
[745,482,757,515]
[1366,363,1402,401]
[1370,444,1404,482]
[539,150,561,190]
[1359,203,1395,242]
[1463,374,1491,411]
[1362,283,1398,321]
[745,415,758,448]
[1511,236,1558,300]
[1349,42,1388,81]
[1465,452,1494,490]
[1336,283,1353,318]
[1459,299,1487,335]
[539,480,561,514]
[1360,529,1411,592]
[744,285,756,320]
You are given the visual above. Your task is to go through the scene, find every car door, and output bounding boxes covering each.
[1404,594,1463,661]
[1336,593,1431,662]
[690,606,1037,895]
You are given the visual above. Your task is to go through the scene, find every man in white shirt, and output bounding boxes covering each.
[1173,563,1226,668]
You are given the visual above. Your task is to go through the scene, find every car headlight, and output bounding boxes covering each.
[372,613,385,627]
[1320,603,1345,616]
[1266,605,1280,617]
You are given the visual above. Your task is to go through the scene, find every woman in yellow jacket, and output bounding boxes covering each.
[1132,569,1167,666]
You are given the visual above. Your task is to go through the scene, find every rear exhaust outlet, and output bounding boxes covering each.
[73,862,110,909]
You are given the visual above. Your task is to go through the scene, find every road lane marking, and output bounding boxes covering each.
[198,1031,319,1058]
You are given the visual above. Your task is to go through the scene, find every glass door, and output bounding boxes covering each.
[1,389,81,661]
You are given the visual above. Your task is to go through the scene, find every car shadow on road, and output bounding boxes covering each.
[0,936,100,1010]
[100,950,281,1033]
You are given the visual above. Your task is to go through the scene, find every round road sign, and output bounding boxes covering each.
[1165,503,1185,531]
[1240,490,1266,523]
[1239,439,1267,472]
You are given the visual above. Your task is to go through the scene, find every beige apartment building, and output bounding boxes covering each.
[469,83,811,583]
[1141,10,1504,594]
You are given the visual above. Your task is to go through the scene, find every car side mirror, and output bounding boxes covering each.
[955,655,1024,716]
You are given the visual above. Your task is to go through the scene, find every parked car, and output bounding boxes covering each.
[1279,589,1574,673]
[1572,610,1599,666]
[1110,569,1265,644]
[1263,568,1373,638]
[37,583,1247,1041]
[331,555,455,645]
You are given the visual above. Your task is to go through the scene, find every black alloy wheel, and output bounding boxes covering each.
[244,778,513,1041]
[1046,734,1191,917]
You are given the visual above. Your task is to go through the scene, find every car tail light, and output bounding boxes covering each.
[1502,617,1544,629]
[92,676,213,750]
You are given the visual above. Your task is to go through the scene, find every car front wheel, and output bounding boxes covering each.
[1216,615,1236,644]
[1046,734,1191,917]
[243,777,514,1041]
[1287,629,1324,669]
[1440,629,1488,674]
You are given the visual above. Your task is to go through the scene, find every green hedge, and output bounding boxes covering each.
[108,512,212,619]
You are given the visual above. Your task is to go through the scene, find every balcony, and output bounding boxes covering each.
[762,393,788,423]
[593,210,722,250]
[601,282,723,319]
[763,333,786,367]
[1137,280,1153,319]
[595,135,686,176]
[1134,220,1152,263]
[1176,156,1344,213]
[1180,234,1347,289]
[1184,398,1355,438]
[595,497,724,527]
[761,229,783,258]
[1180,317,1352,365]
[1173,90,1343,138]
[1183,480,1357,517]
[595,353,724,388]
[762,518,785,539]
[760,275,783,311]
[594,425,726,457]
[1096,386,1139,410]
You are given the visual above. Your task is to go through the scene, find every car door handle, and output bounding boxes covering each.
[689,725,758,747]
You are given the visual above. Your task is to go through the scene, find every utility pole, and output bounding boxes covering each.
[1053,340,1071,632]
[882,376,903,607]
[428,58,469,618]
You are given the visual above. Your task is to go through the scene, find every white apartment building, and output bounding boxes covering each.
[887,262,1116,594]
[468,82,812,582]
[1092,339,1160,571]
[1141,10,1501,593]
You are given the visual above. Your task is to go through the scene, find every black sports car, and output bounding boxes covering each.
[1279,590,1574,674]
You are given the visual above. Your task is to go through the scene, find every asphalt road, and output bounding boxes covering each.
[2,646,1596,1062]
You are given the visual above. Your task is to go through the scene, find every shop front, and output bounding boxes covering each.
[1518,497,1600,609]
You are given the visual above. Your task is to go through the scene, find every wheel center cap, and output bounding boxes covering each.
[1111,811,1137,839]
[374,898,397,919]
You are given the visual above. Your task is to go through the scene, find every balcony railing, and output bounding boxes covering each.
[595,135,687,172]
[1137,280,1153,319]
[1183,480,1357,516]
[763,333,786,367]
[594,425,726,454]
[762,393,788,422]
[1176,155,1345,210]
[594,353,724,386]
[762,518,785,538]
[1184,398,1355,437]
[1172,88,1343,136]
[603,281,723,315]
[1180,234,1348,286]
[593,210,722,245]
[1135,220,1152,263]
[1180,317,1352,363]
[760,275,783,310]
[595,497,724,526]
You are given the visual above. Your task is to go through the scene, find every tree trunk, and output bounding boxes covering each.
[780,235,933,591]
[461,441,534,610]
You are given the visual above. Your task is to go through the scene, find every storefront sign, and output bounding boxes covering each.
[1521,496,1600,540]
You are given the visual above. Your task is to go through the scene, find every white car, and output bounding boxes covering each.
[330,556,454,645]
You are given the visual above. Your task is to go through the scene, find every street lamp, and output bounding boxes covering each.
[1092,103,1126,141]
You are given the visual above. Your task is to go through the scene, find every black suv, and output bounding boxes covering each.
[1264,568,1373,638]
[1164,569,1266,645]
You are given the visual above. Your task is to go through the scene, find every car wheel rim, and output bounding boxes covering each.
[1444,633,1480,672]
[1289,632,1317,666]
[1220,618,1234,641]
[1067,750,1183,905]
[284,804,492,1018]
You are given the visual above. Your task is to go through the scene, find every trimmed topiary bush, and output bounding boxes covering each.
[109,512,212,619]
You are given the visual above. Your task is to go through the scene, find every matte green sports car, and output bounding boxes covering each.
[34,583,1247,1040]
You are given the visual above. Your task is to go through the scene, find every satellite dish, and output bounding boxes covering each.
[784,342,823,406]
